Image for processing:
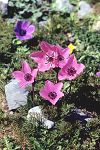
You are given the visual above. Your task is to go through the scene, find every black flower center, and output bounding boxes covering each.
[24,73,32,81]
[20,29,26,36]
[67,67,76,76]
[48,92,57,100]
[58,55,64,61]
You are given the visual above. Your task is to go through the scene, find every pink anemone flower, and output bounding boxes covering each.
[12,61,38,88]
[58,54,85,81]
[29,41,57,72]
[39,80,64,105]
[54,45,70,68]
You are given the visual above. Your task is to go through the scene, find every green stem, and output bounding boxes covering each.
[32,82,35,102]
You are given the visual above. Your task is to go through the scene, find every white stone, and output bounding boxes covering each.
[27,106,54,129]
[5,79,28,110]
[55,0,74,13]
[78,1,92,19]
[0,0,8,14]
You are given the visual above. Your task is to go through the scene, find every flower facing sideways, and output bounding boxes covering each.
[54,45,70,68]
[39,80,64,105]
[14,21,35,40]
[29,41,57,72]
[58,54,85,80]
[12,61,38,88]
[29,41,70,71]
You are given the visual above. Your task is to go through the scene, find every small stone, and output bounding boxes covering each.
[0,0,8,15]
[78,1,93,19]
[27,106,54,129]
[5,79,29,110]
[54,0,74,13]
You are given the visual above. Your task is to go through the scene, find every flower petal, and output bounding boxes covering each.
[21,21,30,29]
[21,61,31,73]
[54,82,63,92]
[12,71,24,81]
[40,41,53,52]
[96,71,100,77]
[27,25,35,33]
[31,69,38,78]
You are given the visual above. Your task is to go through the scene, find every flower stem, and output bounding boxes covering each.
[32,82,35,102]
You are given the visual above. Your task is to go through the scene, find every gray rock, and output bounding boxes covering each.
[0,0,8,15]
[54,0,74,13]
[5,79,28,110]
[27,106,54,129]
[78,1,93,19]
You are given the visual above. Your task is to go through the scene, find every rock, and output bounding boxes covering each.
[92,20,100,31]
[0,0,8,15]
[27,106,54,129]
[5,79,28,110]
[54,0,74,13]
[65,109,92,123]
[78,1,93,19]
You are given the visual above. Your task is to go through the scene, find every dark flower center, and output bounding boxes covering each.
[67,67,76,76]
[48,57,54,62]
[24,73,32,81]
[48,92,57,100]
[19,29,26,36]
[58,55,64,61]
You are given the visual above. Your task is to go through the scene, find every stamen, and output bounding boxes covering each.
[67,67,76,76]
[24,73,32,81]
[48,92,57,100]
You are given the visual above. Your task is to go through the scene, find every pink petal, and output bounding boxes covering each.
[39,88,49,100]
[40,41,52,52]
[31,69,38,78]
[21,61,31,73]
[45,80,54,91]
[54,82,63,92]
[27,25,35,33]
[38,62,52,72]
[29,51,45,63]
[76,63,85,75]
[19,81,28,88]
[12,71,24,81]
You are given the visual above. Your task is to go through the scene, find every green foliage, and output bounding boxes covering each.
[0,16,13,54]
[0,0,100,149]
[8,0,51,22]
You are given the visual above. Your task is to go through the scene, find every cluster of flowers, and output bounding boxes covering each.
[12,20,99,105]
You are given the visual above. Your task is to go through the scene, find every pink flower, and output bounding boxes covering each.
[29,41,70,71]
[29,41,57,72]
[12,61,38,88]
[54,45,70,68]
[96,71,100,77]
[58,54,85,81]
[39,80,64,105]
